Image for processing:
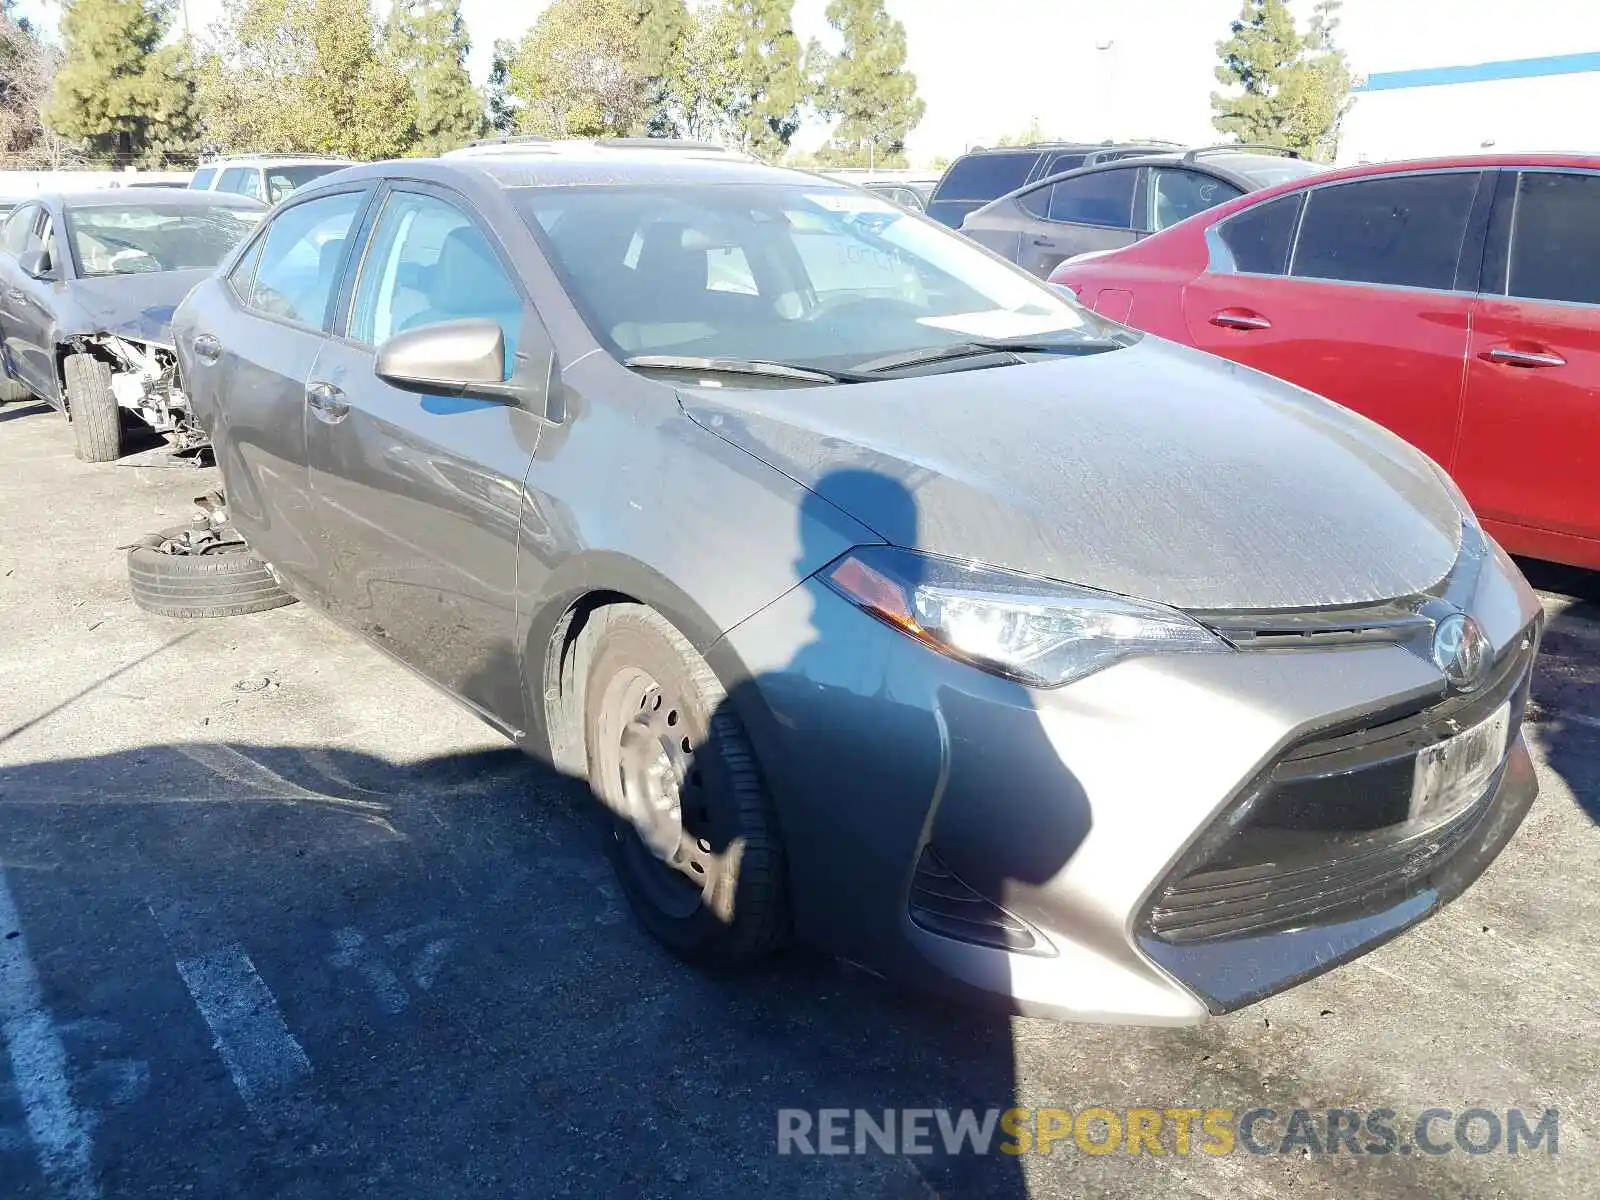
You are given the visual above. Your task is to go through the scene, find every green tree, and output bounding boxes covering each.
[629,0,691,136]
[810,0,923,169]
[46,0,197,166]
[722,0,804,157]
[385,0,483,154]
[198,0,418,159]
[1210,0,1352,160]
[677,2,744,143]
[507,0,646,138]
[484,37,519,135]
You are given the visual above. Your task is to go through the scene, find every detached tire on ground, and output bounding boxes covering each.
[127,524,297,619]
[64,351,121,462]
[580,603,789,965]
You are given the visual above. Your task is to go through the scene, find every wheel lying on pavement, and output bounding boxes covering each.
[581,603,789,965]
[126,523,297,618]
[64,351,121,462]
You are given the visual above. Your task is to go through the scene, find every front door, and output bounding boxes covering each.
[1456,169,1600,566]
[1182,170,1485,466]
[203,187,372,588]
[0,203,40,390]
[305,185,553,728]
[8,210,63,399]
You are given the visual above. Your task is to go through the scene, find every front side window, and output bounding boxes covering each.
[516,183,1100,370]
[1152,169,1243,231]
[1046,168,1137,228]
[1291,172,1479,291]
[1040,152,1087,178]
[190,167,216,190]
[266,165,345,205]
[246,190,366,327]
[349,192,522,366]
[1506,171,1600,306]
[66,202,264,276]
[237,170,265,202]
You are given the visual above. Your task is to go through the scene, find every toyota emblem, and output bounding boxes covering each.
[1432,613,1490,692]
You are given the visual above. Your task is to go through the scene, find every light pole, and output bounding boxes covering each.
[1095,39,1117,140]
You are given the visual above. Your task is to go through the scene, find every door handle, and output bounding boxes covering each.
[1031,237,1056,247]
[305,381,350,423]
[1479,346,1565,369]
[1209,308,1272,331]
[192,333,222,365]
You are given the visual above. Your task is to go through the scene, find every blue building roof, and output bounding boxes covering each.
[1356,52,1600,92]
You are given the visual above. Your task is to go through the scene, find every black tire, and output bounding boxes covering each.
[64,352,121,462]
[0,375,29,405]
[581,603,788,964]
[127,524,297,619]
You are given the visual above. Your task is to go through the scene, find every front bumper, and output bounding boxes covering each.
[718,538,1542,1025]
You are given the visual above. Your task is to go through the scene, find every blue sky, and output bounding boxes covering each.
[15,0,1599,163]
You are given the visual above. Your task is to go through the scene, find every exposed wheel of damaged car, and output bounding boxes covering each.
[126,522,296,618]
[172,145,1544,1025]
[581,604,788,964]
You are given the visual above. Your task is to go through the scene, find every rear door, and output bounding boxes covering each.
[199,186,372,590]
[1455,169,1600,565]
[305,183,555,726]
[1016,166,1142,277]
[1181,170,1486,465]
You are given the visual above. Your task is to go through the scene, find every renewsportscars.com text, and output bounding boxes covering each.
[776,1106,1559,1157]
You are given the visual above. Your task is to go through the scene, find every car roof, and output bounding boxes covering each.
[200,156,354,168]
[38,189,268,209]
[314,149,832,191]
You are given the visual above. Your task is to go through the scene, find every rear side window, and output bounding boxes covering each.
[217,167,254,195]
[190,167,216,190]
[1216,193,1302,275]
[933,151,1038,201]
[245,190,366,327]
[1046,168,1138,228]
[1505,171,1600,305]
[1291,172,1479,291]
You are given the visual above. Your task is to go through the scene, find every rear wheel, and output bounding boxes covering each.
[581,604,789,964]
[126,523,296,618]
[64,352,121,462]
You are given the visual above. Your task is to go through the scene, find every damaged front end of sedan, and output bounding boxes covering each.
[66,328,208,456]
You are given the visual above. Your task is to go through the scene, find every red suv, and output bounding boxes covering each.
[1052,154,1600,570]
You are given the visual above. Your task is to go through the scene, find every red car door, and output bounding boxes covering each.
[1180,172,1486,468]
[1456,169,1600,567]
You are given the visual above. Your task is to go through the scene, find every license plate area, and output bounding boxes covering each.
[1410,701,1511,830]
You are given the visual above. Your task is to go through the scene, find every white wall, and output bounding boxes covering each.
[0,169,193,197]
[1337,73,1600,165]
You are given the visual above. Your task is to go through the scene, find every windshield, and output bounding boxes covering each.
[514,183,1107,374]
[67,203,264,277]
[266,164,344,203]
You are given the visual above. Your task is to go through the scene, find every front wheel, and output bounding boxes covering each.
[63,352,121,462]
[581,604,789,964]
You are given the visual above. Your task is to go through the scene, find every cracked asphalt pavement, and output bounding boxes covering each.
[0,398,1596,1199]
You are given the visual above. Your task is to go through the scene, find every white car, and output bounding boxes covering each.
[188,156,355,206]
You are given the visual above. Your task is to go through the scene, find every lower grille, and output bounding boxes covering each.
[1144,621,1538,945]
[908,848,1050,955]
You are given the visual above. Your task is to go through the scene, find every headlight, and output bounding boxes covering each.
[821,546,1229,688]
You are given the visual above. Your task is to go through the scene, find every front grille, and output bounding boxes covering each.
[908,848,1051,955]
[1144,621,1538,945]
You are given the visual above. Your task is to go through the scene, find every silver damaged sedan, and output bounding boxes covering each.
[171,146,1542,1024]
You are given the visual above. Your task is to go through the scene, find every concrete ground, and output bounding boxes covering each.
[0,396,1596,1200]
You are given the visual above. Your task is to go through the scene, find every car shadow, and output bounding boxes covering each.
[0,398,50,424]
[1515,557,1600,824]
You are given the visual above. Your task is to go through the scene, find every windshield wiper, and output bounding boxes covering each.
[623,355,867,385]
[850,335,1129,376]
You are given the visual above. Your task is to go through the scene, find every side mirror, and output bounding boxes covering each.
[374,319,517,401]
[17,248,53,280]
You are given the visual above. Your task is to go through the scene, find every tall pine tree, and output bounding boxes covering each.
[385,0,483,155]
[629,0,690,137]
[47,0,197,166]
[811,0,923,168]
[722,0,803,158]
[1211,0,1351,160]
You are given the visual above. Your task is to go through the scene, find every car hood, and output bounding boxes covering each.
[61,269,213,345]
[680,338,1465,611]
